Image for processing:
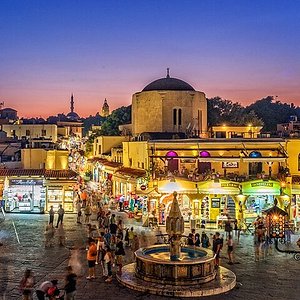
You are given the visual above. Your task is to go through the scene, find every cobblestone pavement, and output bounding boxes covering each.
[0,212,299,300]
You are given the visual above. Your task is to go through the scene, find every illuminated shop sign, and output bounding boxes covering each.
[221,183,241,189]
[222,162,238,168]
[251,182,273,187]
[10,179,43,186]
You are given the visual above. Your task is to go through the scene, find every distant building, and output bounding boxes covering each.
[66,94,80,121]
[0,107,18,123]
[1,124,57,143]
[101,98,110,117]
[277,115,300,137]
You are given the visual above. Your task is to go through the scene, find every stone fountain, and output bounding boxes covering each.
[117,192,236,297]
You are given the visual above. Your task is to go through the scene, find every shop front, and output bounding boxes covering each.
[45,182,75,212]
[290,179,300,228]
[196,179,241,227]
[156,179,197,225]
[241,179,282,225]
[4,178,46,213]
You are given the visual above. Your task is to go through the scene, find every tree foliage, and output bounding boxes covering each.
[245,96,300,131]
[207,97,263,127]
[98,105,131,136]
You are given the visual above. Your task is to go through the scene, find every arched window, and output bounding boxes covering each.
[249,151,262,158]
[173,109,177,126]
[178,109,182,126]
[199,151,210,157]
[298,153,300,171]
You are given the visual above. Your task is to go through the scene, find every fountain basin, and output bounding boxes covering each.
[135,245,216,285]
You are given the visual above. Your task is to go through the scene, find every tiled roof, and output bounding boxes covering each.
[0,169,44,177]
[0,169,77,179]
[44,170,78,179]
[116,167,146,178]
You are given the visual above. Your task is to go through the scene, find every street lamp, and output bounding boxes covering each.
[264,199,300,261]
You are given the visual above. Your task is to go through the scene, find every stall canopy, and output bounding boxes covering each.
[197,179,241,195]
[242,179,281,195]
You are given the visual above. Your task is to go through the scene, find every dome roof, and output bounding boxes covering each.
[67,111,80,120]
[142,76,195,92]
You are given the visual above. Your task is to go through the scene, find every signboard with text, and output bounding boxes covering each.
[10,179,43,186]
[222,162,239,168]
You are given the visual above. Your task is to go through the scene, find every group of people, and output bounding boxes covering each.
[45,205,66,247]
[186,229,234,266]
[20,266,77,300]
[84,207,143,283]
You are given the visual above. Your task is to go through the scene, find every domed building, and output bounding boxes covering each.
[132,69,207,138]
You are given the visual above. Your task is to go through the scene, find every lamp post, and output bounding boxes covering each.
[264,199,300,261]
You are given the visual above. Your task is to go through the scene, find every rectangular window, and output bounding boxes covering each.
[98,145,101,154]
[41,129,46,136]
[25,130,30,136]
[178,109,182,126]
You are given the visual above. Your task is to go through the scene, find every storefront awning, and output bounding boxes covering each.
[157,179,197,194]
[242,157,286,162]
[196,179,241,195]
[198,157,240,162]
[242,179,281,195]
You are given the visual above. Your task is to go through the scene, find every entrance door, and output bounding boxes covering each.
[198,162,211,174]
[249,162,262,176]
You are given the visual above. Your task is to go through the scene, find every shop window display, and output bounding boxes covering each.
[5,180,45,213]
[245,195,273,215]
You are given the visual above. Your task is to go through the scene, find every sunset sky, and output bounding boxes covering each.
[1,0,300,118]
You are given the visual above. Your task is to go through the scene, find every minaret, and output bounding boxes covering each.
[166,191,184,261]
[101,98,110,117]
[70,94,74,113]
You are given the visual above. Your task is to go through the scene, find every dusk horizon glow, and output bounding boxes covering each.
[1,0,300,118]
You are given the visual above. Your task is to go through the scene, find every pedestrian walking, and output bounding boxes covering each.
[104,246,113,283]
[20,269,35,300]
[56,204,65,228]
[76,201,82,224]
[226,234,234,264]
[128,227,135,247]
[117,219,124,240]
[115,235,126,275]
[49,206,55,225]
[212,232,223,268]
[64,266,77,300]
[84,204,92,224]
[86,237,97,280]
[36,280,58,300]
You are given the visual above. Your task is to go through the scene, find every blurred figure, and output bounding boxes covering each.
[131,234,140,261]
[20,269,35,300]
[57,223,66,247]
[44,223,55,248]
[64,266,77,300]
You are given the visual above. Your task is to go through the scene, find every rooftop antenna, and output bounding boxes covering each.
[166,68,170,78]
